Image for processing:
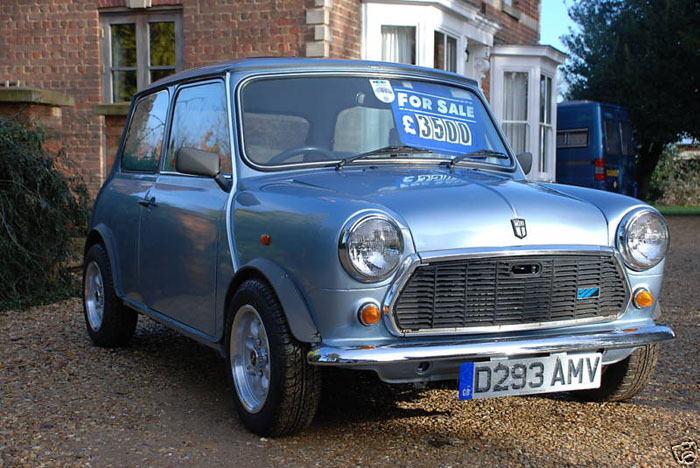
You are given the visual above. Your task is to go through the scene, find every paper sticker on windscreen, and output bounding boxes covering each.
[391,83,485,156]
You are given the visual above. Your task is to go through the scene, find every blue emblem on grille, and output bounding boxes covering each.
[577,287,600,299]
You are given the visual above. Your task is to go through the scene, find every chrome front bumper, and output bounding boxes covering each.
[307,325,674,365]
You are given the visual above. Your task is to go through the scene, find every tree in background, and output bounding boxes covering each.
[563,0,700,199]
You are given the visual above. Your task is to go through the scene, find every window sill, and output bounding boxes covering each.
[93,103,131,116]
[502,3,522,21]
[0,87,75,107]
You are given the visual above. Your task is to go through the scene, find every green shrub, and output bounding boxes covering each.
[648,145,700,206]
[0,118,89,311]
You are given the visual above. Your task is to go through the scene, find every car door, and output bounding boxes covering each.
[138,80,232,336]
[103,89,169,303]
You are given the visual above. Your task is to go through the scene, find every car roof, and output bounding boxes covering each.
[138,57,479,97]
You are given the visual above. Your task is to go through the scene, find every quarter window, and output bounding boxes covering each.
[121,90,169,172]
[101,12,182,103]
[165,82,232,174]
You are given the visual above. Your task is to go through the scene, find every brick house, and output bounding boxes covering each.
[0,0,565,192]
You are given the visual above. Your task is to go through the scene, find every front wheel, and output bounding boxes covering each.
[574,344,660,402]
[226,280,321,436]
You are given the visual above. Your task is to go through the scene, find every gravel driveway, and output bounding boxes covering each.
[1,216,698,467]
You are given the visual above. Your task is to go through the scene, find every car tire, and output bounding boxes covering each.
[83,244,137,347]
[574,344,659,402]
[226,279,321,437]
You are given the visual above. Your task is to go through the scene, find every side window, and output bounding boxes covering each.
[165,82,232,174]
[121,90,169,172]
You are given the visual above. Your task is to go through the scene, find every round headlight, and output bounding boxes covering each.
[617,209,669,271]
[339,214,403,282]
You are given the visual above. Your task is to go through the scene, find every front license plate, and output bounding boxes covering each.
[458,353,602,400]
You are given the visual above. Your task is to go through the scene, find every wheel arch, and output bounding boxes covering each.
[224,258,321,345]
[84,225,123,297]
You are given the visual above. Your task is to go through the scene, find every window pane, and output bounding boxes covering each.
[381,26,415,65]
[111,23,136,67]
[604,119,621,155]
[150,68,176,83]
[122,90,169,172]
[166,82,231,174]
[112,70,137,102]
[503,122,527,154]
[334,106,394,153]
[539,75,546,124]
[556,131,566,148]
[620,121,634,156]
[569,129,589,147]
[446,35,457,72]
[546,77,552,124]
[149,22,176,67]
[504,72,528,121]
[434,31,445,70]
[243,113,310,164]
[539,124,551,171]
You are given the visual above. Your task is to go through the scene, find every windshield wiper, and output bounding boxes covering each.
[443,149,510,170]
[335,145,433,170]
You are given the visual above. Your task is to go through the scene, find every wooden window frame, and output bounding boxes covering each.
[100,10,183,103]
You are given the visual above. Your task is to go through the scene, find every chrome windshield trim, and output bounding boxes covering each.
[233,70,517,173]
[307,325,675,365]
[381,245,632,337]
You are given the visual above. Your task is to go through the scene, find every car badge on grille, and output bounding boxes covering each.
[577,287,600,299]
[511,218,527,239]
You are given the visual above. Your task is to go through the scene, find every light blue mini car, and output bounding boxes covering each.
[83,58,674,436]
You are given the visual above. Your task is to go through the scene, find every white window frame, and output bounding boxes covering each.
[100,10,183,103]
[433,29,459,73]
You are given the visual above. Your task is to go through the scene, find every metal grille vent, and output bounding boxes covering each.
[393,254,628,333]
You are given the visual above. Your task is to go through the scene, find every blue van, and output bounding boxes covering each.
[556,101,637,196]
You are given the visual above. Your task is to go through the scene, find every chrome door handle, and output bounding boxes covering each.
[138,197,157,207]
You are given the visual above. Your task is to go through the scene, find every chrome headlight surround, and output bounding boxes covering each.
[616,208,669,271]
[339,213,404,283]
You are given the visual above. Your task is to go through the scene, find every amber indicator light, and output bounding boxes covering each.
[260,234,271,246]
[358,303,381,326]
[634,289,654,308]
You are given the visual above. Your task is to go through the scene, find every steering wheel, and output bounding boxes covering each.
[268,146,336,165]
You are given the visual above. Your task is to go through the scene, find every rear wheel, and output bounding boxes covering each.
[574,344,659,401]
[83,244,137,347]
[226,279,321,437]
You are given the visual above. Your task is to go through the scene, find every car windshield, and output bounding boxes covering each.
[239,76,511,169]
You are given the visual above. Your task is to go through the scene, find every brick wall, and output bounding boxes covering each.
[181,0,314,66]
[484,0,540,46]
[0,0,316,194]
[329,0,361,59]
[0,1,104,191]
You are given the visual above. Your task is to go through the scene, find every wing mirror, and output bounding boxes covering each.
[516,151,532,175]
[175,147,231,192]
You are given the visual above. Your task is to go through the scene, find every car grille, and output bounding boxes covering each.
[393,253,628,333]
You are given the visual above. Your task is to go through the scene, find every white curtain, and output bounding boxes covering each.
[503,72,528,154]
[381,26,415,65]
